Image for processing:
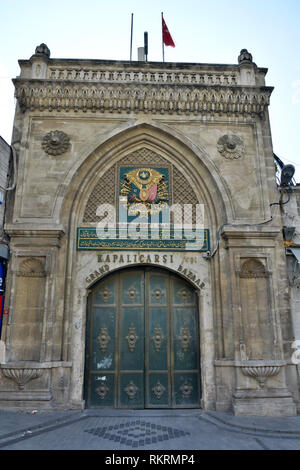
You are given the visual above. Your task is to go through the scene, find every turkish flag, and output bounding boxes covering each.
[162,16,175,47]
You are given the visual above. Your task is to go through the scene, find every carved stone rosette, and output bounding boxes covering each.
[42,130,70,155]
[241,365,281,389]
[2,368,42,390]
[217,134,244,159]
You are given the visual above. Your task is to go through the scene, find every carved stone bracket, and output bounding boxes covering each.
[2,368,43,390]
[241,365,281,389]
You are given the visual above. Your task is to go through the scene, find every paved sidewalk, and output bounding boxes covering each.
[0,408,300,450]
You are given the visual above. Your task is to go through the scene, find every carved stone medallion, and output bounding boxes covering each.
[42,130,70,155]
[97,325,111,353]
[152,325,164,352]
[180,381,193,398]
[217,134,244,159]
[126,324,139,352]
[124,381,138,399]
[152,381,166,399]
[96,381,109,399]
[178,324,192,352]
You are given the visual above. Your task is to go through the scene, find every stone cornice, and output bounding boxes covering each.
[5,224,65,239]
[13,78,273,117]
[221,225,281,239]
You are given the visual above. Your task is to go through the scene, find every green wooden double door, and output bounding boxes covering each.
[85,268,201,408]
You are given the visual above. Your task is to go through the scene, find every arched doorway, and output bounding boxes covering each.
[84,267,201,409]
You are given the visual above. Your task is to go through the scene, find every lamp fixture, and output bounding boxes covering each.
[280,164,295,187]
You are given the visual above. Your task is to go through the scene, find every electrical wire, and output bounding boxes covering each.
[205,186,291,259]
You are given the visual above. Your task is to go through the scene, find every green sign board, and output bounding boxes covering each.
[76,227,210,252]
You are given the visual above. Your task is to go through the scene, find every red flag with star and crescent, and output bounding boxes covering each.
[162,16,175,47]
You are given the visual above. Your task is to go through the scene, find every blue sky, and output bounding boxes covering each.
[1,0,300,180]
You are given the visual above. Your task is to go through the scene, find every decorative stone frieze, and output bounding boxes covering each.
[46,66,239,85]
[14,80,273,117]
[42,130,70,155]
[217,134,244,159]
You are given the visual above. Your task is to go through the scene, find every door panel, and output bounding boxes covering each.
[146,272,170,407]
[85,268,201,408]
[119,270,144,408]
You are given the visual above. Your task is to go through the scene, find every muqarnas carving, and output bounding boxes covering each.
[217,134,244,159]
[42,130,70,155]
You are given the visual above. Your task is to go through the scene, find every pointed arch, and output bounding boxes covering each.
[59,121,233,233]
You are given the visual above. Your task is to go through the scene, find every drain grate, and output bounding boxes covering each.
[84,420,190,447]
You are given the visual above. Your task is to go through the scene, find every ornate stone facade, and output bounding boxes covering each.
[0,45,299,416]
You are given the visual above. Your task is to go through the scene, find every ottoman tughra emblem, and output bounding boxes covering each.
[217,134,244,159]
[42,130,70,155]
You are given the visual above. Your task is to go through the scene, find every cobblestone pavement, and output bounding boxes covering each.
[0,409,300,451]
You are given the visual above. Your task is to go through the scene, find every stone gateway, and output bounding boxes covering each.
[0,44,298,416]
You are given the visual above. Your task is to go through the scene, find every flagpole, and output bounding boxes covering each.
[130,13,133,61]
[161,12,164,62]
